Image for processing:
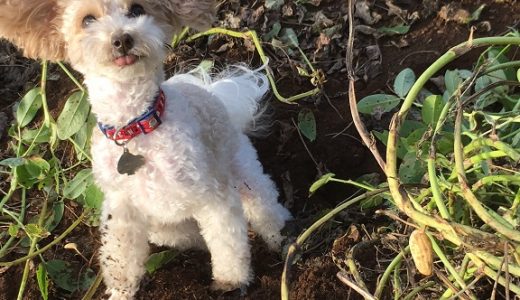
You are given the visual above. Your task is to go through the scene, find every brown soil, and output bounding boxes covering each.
[1,0,519,299]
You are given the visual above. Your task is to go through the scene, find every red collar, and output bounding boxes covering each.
[98,90,166,142]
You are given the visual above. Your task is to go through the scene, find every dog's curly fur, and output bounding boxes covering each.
[0,0,291,299]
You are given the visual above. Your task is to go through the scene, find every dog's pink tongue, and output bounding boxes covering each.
[114,55,137,67]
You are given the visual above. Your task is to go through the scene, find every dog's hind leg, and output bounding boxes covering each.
[148,219,206,251]
[99,193,149,300]
[233,135,292,251]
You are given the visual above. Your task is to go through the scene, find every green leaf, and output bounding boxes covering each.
[84,184,103,226]
[73,113,96,161]
[264,22,281,41]
[298,109,316,142]
[80,269,96,291]
[22,126,52,144]
[360,194,385,210]
[280,28,299,48]
[16,87,42,128]
[474,74,507,109]
[422,95,444,126]
[357,94,401,115]
[45,260,95,292]
[0,157,25,167]
[145,250,179,274]
[404,127,428,149]
[398,152,426,184]
[309,173,335,195]
[44,200,64,233]
[85,184,104,210]
[400,120,425,137]
[445,69,471,96]
[445,70,460,96]
[437,133,455,155]
[377,24,410,36]
[46,260,75,292]
[16,156,51,188]
[374,130,407,160]
[57,91,90,140]
[37,264,49,300]
[394,68,416,98]
[373,130,388,145]
[63,169,93,200]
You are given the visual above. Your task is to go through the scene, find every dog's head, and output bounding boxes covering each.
[0,0,214,79]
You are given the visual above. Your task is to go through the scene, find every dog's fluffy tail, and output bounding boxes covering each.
[170,65,270,133]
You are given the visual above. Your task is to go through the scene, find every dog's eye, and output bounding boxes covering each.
[82,15,96,28]
[128,4,145,18]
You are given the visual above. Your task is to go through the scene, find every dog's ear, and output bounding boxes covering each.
[148,0,215,32]
[0,0,66,61]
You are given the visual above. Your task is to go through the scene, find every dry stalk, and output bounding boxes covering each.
[346,0,386,172]
[336,271,376,300]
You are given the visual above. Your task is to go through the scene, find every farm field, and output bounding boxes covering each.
[1,0,520,299]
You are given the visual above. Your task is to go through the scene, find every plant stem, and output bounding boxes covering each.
[17,191,47,300]
[427,155,451,220]
[81,270,103,300]
[428,233,475,299]
[281,189,388,300]
[336,271,376,300]
[346,0,386,172]
[468,254,520,295]
[472,175,520,191]
[346,244,371,295]
[171,27,190,49]
[402,281,436,300]
[0,188,26,259]
[392,258,402,300]
[482,60,520,75]
[57,62,85,92]
[454,103,520,242]
[68,137,93,162]
[0,210,88,267]
[187,28,320,103]
[40,61,51,126]
[374,246,409,299]
[464,138,520,161]
[329,178,376,191]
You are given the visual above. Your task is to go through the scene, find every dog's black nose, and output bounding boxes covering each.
[112,33,134,54]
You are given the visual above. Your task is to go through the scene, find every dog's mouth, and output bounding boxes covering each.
[114,54,139,67]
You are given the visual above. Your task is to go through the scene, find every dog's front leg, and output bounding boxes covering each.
[99,194,149,300]
[194,199,252,291]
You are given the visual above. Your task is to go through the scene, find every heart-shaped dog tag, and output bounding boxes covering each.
[117,148,145,175]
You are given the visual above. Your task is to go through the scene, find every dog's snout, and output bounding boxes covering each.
[112,33,134,54]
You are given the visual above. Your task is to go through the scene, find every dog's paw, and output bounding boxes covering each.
[106,288,134,300]
[210,280,247,294]
[265,234,283,252]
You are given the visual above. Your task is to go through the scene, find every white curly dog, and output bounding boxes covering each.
[0,0,291,298]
